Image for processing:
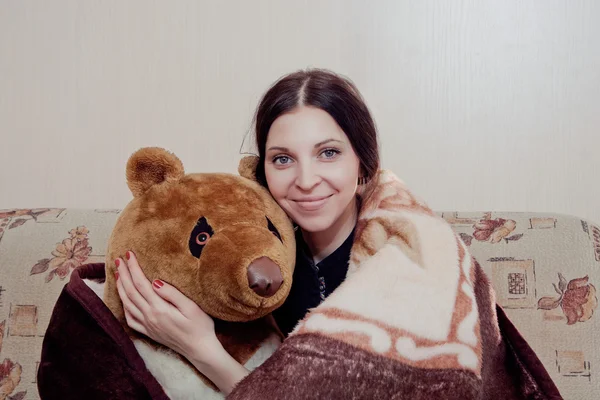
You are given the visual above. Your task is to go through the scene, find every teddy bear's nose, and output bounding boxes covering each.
[247,257,283,298]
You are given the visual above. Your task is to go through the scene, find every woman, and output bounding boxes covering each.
[113,68,379,394]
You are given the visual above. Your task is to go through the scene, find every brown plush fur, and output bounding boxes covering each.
[102,148,295,389]
[238,155,259,181]
[126,147,185,197]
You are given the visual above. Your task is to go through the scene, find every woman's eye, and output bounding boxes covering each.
[273,155,291,165]
[196,232,211,245]
[321,149,340,159]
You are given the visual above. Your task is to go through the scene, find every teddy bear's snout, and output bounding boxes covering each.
[247,256,283,298]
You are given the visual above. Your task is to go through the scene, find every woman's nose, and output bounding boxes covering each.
[295,164,320,190]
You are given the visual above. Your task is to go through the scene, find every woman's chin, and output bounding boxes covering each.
[293,216,334,233]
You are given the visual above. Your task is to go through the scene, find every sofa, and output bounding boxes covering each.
[0,208,598,399]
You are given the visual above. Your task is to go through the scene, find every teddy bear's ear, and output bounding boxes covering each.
[238,155,260,181]
[126,147,185,197]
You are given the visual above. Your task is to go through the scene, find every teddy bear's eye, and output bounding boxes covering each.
[196,232,211,245]
[266,217,282,243]
[189,217,214,258]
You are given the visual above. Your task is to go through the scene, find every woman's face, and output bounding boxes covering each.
[264,106,361,233]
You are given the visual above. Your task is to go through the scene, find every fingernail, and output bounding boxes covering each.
[115,271,119,281]
[153,279,164,289]
[126,251,131,260]
[115,259,120,268]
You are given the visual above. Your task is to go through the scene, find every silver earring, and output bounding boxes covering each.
[358,176,368,185]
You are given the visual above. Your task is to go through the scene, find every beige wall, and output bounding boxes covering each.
[1,1,599,223]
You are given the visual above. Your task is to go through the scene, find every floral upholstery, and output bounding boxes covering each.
[0,208,597,399]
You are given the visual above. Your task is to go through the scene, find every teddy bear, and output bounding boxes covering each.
[105,147,297,398]
[37,147,296,400]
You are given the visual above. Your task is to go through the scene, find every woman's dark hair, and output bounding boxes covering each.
[252,68,380,198]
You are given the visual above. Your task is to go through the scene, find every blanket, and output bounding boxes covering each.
[227,170,562,400]
[38,263,170,399]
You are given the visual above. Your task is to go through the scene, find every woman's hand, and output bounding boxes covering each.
[114,251,218,359]
[114,251,250,394]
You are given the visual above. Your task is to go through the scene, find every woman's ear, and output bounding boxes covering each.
[238,155,260,181]
[126,147,185,197]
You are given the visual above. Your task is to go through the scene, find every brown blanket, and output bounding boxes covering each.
[37,263,170,400]
[227,170,562,400]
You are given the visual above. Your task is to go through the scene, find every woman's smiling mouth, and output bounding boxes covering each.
[291,194,334,211]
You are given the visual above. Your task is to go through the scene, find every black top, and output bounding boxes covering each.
[273,227,355,336]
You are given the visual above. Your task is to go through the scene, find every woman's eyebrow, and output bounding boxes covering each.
[267,139,343,152]
[266,146,289,152]
[314,139,343,148]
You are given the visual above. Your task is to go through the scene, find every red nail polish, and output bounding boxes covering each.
[115,259,120,268]
[126,251,131,260]
[153,280,164,289]
[115,272,119,280]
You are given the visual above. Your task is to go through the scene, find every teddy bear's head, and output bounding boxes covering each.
[104,147,295,322]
